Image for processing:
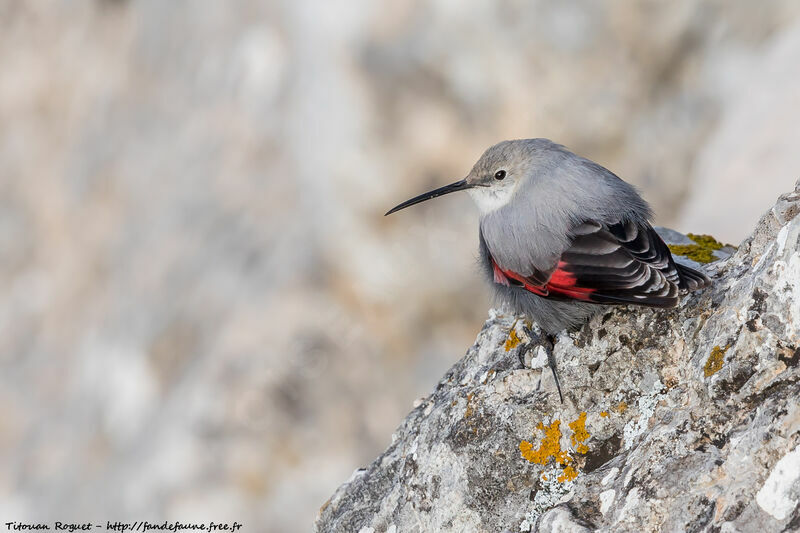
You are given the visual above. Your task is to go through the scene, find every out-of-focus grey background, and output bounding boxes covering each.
[1,1,799,530]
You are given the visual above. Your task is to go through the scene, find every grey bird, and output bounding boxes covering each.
[386,139,711,400]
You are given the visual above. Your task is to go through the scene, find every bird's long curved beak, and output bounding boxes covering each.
[384,179,472,216]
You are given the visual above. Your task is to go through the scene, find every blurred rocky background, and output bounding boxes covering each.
[0,1,798,531]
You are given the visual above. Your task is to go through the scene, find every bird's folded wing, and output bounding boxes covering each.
[493,220,706,308]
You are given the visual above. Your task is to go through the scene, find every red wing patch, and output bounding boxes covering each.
[545,262,597,301]
[548,261,578,287]
[492,259,596,301]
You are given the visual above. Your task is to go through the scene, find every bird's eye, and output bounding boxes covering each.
[494,170,506,180]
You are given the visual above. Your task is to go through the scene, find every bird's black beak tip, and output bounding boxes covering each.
[383,178,470,217]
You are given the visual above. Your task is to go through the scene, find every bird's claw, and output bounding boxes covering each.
[518,323,563,403]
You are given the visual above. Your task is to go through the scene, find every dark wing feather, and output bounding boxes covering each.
[674,262,712,291]
[492,220,710,308]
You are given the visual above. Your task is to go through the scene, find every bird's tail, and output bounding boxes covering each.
[676,262,712,291]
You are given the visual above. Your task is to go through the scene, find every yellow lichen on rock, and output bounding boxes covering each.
[558,465,579,482]
[569,412,590,454]
[504,328,521,352]
[520,413,593,483]
[704,345,730,377]
[519,420,568,465]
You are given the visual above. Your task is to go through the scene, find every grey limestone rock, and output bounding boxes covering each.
[316,181,800,533]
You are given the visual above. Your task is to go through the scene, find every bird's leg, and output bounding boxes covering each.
[519,321,564,403]
[544,333,563,403]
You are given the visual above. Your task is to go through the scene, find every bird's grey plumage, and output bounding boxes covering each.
[466,139,709,334]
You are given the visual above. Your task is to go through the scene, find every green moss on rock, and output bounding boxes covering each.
[668,233,728,264]
[686,233,724,251]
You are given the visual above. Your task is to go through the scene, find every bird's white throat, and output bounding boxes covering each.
[467,183,517,214]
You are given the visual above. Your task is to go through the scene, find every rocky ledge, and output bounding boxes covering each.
[316,181,800,533]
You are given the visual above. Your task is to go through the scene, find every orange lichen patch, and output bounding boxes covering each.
[504,328,522,351]
[600,411,609,418]
[558,465,579,482]
[521,414,596,483]
[704,345,730,377]
[569,412,590,454]
[519,420,569,466]
[616,402,628,413]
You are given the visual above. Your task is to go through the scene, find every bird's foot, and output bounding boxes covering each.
[517,323,563,403]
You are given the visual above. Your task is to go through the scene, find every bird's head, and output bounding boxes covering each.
[385,139,546,217]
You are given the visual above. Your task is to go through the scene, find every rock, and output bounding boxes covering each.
[316,181,800,533]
